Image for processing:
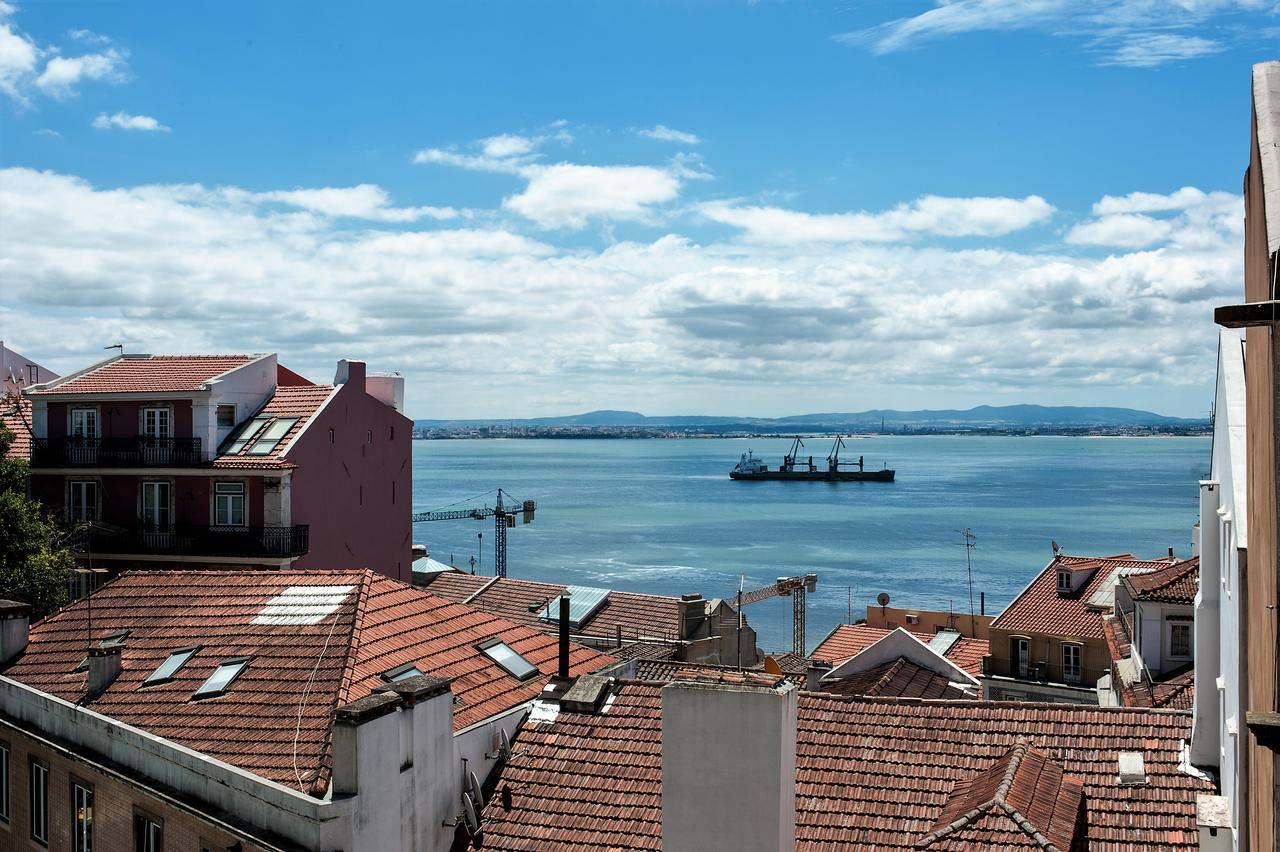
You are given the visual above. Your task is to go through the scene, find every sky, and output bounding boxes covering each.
[1,1,1276,419]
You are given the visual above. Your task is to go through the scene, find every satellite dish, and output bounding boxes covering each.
[462,792,482,835]
[876,592,890,608]
[499,728,512,760]
[1051,539,1061,556]
[467,770,484,809]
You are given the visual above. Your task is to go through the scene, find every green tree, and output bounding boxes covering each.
[0,424,72,618]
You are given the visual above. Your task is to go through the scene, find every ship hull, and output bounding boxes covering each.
[729,469,895,482]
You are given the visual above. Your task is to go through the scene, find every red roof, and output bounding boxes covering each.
[1,395,32,459]
[475,683,1209,851]
[632,658,804,686]
[418,572,682,643]
[33,355,257,394]
[2,570,615,796]
[1102,615,1195,710]
[213,384,336,470]
[1124,557,1199,604]
[812,624,987,677]
[822,657,976,701]
[991,554,1176,639]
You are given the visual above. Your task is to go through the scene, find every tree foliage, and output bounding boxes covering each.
[0,425,72,619]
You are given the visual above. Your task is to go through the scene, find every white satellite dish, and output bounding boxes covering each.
[467,770,484,810]
[499,728,512,760]
[462,793,481,835]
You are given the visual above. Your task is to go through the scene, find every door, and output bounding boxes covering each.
[141,407,172,463]
[68,481,98,524]
[140,481,172,549]
[1013,637,1030,678]
[69,408,99,463]
[1062,643,1082,684]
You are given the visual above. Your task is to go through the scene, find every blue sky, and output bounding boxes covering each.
[2,1,1276,417]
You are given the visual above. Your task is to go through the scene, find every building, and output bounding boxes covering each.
[1103,557,1197,710]
[812,622,987,677]
[22,353,412,580]
[863,601,993,639]
[0,569,616,851]
[810,627,980,699]
[1205,59,1280,851]
[983,551,1176,704]
[415,570,762,665]
[471,672,1215,850]
[0,341,57,396]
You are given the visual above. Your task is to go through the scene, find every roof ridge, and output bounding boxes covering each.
[309,571,372,798]
[867,658,909,696]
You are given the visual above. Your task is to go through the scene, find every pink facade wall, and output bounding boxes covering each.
[286,365,413,581]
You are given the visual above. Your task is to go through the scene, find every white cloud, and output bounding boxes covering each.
[35,47,128,97]
[255,184,459,222]
[68,28,112,46]
[92,111,169,132]
[700,195,1054,244]
[481,134,537,158]
[0,20,39,103]
[837,0,1267,66]
[1067,187,1240,250]
[1066,214,1174,247]
[1092,186,1228,215]
[0,6,129,103]
[638,125,701,145]
[0,166,1240,417]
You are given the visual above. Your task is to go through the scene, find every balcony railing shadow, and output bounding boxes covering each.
[73,522,308,559]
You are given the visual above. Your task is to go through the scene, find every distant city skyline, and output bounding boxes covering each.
[2,1,1276,418]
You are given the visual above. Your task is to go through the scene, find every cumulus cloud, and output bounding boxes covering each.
[0,166,1241,417]
[1067,187,1241,249]
[34,47,128,97]
[837,0,1266,66]
[0,15,39,103]
[92,111,169,132]
[700,195,1054,244]
[1066,214,1174,247]
[0,6,129,103]
[255,184,459,222]
[638,125,701,145]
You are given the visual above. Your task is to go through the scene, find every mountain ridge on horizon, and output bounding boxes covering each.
[415,403,1208,429]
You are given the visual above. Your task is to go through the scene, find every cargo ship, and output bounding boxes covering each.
[729,436,895,482]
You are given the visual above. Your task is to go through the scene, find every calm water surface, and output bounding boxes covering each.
[411,436,1209,653]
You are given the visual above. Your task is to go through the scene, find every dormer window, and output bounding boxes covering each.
[1057,570,1072,595]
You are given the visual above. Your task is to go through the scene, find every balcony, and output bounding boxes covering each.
[32,436,206,467]
[981,655,1108,688]
[75,523,309,559]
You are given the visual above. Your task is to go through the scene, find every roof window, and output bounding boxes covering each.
[539,585,610,629]
[245,417,299,455]
[478,639,540,681]
[143,647,200,685]
[194,657,250,698]
[222,415,271,454]
[382,662,426,683]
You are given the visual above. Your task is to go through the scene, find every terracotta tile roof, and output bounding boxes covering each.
[1124,557,1199,604]
[418,572,683,643]
[822,658,976,701]
[33,355,257,394]
[477,684,1210,851]
[991,554,1176,639]
[1101,616,1195,710]
[1101,614,1132,661]
[1,394,33,459]
[916,740,1084,850]
[2,569,614,797]
[214,384,336,469]
[812,624,987,677]
[609,640,680,662]
[631,658,804,686]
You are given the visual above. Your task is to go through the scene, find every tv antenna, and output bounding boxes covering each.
[955,528,977,637]
[104,343,124,356]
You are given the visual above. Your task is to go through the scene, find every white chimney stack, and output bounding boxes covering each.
[661,677,797,852]
[0,600,31,666]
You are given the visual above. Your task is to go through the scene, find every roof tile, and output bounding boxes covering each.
[34,355,257,395]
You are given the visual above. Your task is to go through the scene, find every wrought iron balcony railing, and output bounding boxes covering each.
[981,655,1108,687]
[74,523,309,559]
[32,436,206,467]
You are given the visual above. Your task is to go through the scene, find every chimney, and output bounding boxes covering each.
[558,593,571,679]
[0,600,31,666]
[411,543,427,560]
[331,691,402,796]
[334,359,367,392]
[86,635,125,695]
[1167,546,1175,560]
[661,678,797,852]
[678,594,705,640]
[804,658,832,691]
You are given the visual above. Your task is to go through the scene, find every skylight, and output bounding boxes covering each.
[478,639,540,680]
[194,658,249,697]
[383,663,426,683]
[250,585,355,625]
[143,647,199,685]
[245,417,299,455]
[222,415,271,454]
[539,585,610,628]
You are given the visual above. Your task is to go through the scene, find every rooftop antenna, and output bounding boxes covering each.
[956,528,977,637]
[104,343,124,356]
[1051,539,1061,557]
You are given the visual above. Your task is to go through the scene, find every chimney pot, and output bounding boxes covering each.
[558,594,571,679]
[804,659,833,691]
[86,639,124,695]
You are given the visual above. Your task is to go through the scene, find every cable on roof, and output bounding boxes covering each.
[292,599,346,792]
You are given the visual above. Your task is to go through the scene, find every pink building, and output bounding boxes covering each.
[22,353,412,581]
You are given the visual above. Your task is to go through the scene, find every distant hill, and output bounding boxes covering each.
[415,404,1206,430]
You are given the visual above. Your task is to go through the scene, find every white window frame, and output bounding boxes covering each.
[216,404,237,429]
[1062,643,1083,685]
[1057,570,1071,593]
[1012,636,1030,678]
[72,781,93,852]
[1167,621,1193,658]
[141,481,172,530]
[68,480,99,523]
[133,812,162,852]
[142,406,172,439]
[213,481,247,527]
[29,759,48,846]
[70,407,99,439]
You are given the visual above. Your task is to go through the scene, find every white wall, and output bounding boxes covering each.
[202,354,278,458]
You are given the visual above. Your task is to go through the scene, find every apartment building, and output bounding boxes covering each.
[1103,557,1197,710]
[20,353,412,581]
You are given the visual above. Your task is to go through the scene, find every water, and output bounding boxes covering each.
[411,435,1209,653]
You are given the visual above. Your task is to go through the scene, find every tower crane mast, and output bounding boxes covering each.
[411,489,535,579]
[736,573,818,657]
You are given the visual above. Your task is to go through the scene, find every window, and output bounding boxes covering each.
[1062,643,1083,684]
[1012,637,1030,678]
[214,482,246,526]
[142,407,171,439]
[1056,570,1072,594]
[245,418,298,455]
[366,429,373,444]
[29,759,48,846]
[144,647,200,685]
[72,782,93,852]
[328,427,334,444]
[1169,622,1193,658]
[0,742,9,823]
[223,415,271,454]
[382,662,425,683]
[140,481,171,530]
[478,639,540,680]
[216,404,236,428]
[133,812,162,852]
[70,408,99,438]
[194,658,249,697]
[68,480,98,523]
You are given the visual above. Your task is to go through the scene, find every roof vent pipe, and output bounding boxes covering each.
[87,637,125,696]
[558,593,571,679]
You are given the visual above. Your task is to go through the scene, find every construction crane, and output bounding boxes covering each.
[411,489,535,579]
[736,573,818,659]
